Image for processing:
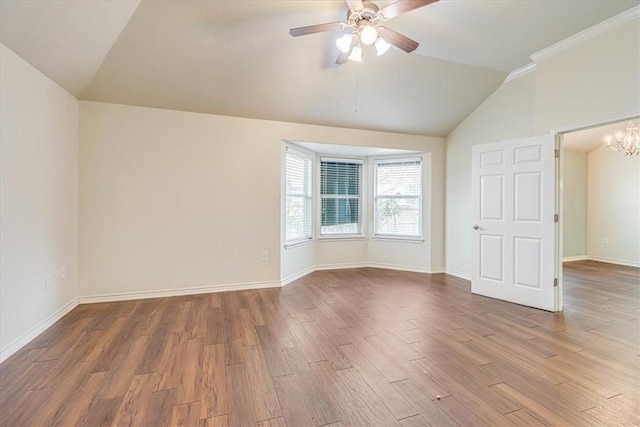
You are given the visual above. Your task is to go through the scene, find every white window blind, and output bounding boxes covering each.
[374,158,422,237]
[320,158,362,235]
[285,149,312,242]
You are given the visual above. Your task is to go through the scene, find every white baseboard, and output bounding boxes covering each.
[563,255,589,262]
[315,262,368,271]
[281,266,315,286]
[587,256,640,268]
[367,262,441,274]
[288,262,444,281]
[0,298,79,364]
[78,280,282,304]
[445,269,472,281]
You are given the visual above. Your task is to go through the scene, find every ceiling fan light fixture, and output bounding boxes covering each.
[348,43,363,62]
[336,33,353,53]
[375,37,391,56]
[359,24,378,45]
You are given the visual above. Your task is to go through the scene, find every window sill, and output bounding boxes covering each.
[284,238,314,249]
[318,234,366,242]
[372,235,424,244]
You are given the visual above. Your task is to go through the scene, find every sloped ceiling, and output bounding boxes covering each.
[2,0,638,137]
[0,0,140,96]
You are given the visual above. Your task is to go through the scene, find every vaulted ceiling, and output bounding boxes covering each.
[2,0,638,137]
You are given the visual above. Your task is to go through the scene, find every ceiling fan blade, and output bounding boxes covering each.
[289,22,343,37]
[378,27,419,53]
[345,0,364,11]
[380,0,438,20]
[336,52,350,65]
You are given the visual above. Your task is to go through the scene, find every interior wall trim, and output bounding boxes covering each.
[0,298,79,364]
[504,63,537,84]
[444,269,472,281]
[587,255,640,268]
[285,263,447,285]
[315,262,369,271]
[78,280,282,304]
[562,255,589,262]
[281,266,315,287]
[368,262,442,274]
[530,5,640,64]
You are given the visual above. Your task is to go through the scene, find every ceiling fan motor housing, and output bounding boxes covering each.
[347,1,383,28]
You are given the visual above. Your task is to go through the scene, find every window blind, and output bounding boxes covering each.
[285,150,312,242]
[320,158,362,235]
[374,158,422,237]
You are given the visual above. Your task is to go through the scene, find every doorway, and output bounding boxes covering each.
[558,116,640,310]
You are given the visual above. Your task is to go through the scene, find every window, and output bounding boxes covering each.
[285,149,312,242]
[374,158,422,237]
[320,158,362,235]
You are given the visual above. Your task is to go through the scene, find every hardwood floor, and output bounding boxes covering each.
[1,261,638,426]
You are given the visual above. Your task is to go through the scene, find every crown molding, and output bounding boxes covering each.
[504,62,537,83]
[530,5,640,63]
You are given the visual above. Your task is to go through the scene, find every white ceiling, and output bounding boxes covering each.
[2,0,638,137]
[563,119,640,153]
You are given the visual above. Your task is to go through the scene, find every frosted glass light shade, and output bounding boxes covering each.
[360,25,378,45]
[336,33,353,53]
[348,44,363,62]
[375,37,391,56]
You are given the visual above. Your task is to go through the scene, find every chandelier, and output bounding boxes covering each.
[604,122,640,156]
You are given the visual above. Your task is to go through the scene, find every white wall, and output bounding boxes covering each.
[0,44,79,362]
[535,19,640,134]
[445,17,640,279]
[80,101,444,300]
[587,147,640,266]
[562,150,588,258]
[445,73,537,278]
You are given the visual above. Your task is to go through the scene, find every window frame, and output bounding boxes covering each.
[284,146,314,246]
[318,156,365,239]
[373,156,423,240]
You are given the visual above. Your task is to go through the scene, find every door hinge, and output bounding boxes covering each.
[554,278,558,287]
[555,149,559,158]
[554,213,559,223]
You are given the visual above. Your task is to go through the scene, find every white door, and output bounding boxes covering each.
[471,135,558,312]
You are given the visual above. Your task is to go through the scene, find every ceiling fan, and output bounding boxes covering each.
[289,0,438,64]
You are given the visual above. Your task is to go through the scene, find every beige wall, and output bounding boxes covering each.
[0,44,79,361]
[587,147,640,266]
[562,150,588,258]
[445,17,640,278]
[80,101,444,299]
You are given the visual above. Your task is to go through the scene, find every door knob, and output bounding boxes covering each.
[473,225,482,230]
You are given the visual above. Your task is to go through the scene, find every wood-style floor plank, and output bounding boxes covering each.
[225,363,256,427]
[243,344,283,422]
[0,260,637,426]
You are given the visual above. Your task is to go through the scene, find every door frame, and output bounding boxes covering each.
[552,111,640,312]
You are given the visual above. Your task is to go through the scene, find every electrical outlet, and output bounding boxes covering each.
[261,251,268,262]
[61,267,66,279]
[45,273,51,287]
